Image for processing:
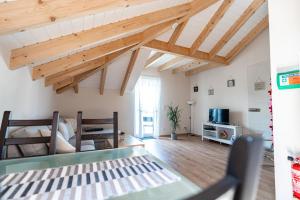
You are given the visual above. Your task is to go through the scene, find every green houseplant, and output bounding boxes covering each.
[167,105,181,140]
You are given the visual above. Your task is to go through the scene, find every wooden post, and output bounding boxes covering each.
[49,111,59,155]
[113,112,118,148]
[0,111,11,160]
[76,111,83,152]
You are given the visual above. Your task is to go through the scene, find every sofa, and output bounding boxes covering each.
[7,118,95,158]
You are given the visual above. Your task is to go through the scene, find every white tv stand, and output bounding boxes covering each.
[202,122,242,145]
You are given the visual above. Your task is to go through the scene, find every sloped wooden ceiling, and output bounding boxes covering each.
[0,0,268,95]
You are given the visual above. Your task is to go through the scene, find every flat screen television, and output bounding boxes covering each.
[209,108,229,125]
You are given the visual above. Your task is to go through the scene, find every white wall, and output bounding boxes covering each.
[190,30,270,135]
[268,0,300,199]
[0,47,55,121]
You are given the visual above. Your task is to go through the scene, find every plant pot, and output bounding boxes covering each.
[171,132,177,140]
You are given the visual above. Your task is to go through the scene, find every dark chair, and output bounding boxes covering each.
[76,111,118,152]
[0,111,59,160]
[186,135,264,200]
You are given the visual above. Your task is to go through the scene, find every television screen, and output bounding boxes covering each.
[209,108,229,124]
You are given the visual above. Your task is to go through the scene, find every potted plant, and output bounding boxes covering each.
[167,105,181,140]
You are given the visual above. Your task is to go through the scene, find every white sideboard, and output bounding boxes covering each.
[202,122,242,145]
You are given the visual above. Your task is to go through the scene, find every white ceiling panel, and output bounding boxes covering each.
[0,0,268,90]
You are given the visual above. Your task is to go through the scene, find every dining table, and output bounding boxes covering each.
[0,146,200,200]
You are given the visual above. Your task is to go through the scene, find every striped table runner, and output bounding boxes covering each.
[0,155,180,200]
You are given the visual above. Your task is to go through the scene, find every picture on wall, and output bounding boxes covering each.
[227,79,235,87]
[208,88,214,95]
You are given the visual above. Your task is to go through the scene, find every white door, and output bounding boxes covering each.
[247,61,272,149]
[134,76,161,138]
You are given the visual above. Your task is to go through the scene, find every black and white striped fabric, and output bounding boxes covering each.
[0,155,180,200]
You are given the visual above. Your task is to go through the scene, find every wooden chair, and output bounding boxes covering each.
[76,111,118,152]
[186,135,264,200]
[0,111,59,160]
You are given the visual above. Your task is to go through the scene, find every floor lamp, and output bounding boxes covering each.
[187,100,195,136]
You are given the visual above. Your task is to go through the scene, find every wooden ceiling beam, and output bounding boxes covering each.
[209,0,266,57]
[53,77,74,91]
[34,17,177,80]
[190,0,235,55]
[226,16,268,63]
[172,61,202,74]
[168,21,188,45]
[10,0,220,69]
[158,57,183,72]
[56,68,100,94]
[73,84,79,94]
[0,0,158,35]
[48,17,179,88]
[185,62,224,76]
[144,39,228,64]
[45,47,131,86]
[145,0,221,69]
[10,3,192,69]
[120,49,140,96]
[32,35,141,80]
[99,67,108,95]
[145,52,164,68]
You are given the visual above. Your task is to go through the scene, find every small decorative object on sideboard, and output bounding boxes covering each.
[167,105,181,140]
[219,130,229,139]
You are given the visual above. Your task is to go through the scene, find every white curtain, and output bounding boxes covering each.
[134,76,161,138]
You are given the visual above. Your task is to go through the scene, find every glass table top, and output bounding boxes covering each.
[0,147,201,200]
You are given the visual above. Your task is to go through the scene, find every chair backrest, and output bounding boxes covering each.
[76,111,118,152]
[186,135,264,200]
[0,111,59,160]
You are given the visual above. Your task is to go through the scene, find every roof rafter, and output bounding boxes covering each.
[209,0,266,57]
[120,49,140,96]
[226,16,269,63]
[145,52,164,68]
[10,0,221,69]
[99,67,108,95]
[56,68,100,94]
[172,61,202,74]
[185,62,223,76]
[0,0,157,35]
[158,57,183,72]
[33,18,177,80]
[53,77,74,91]
[190,0,235,55]
[144,39,228,64]
[73,84,79,94]
[168,21,188,45]
[10,2,192,69]
[45,47,131,86]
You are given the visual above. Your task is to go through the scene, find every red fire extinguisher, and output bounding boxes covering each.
[290,157,300,199]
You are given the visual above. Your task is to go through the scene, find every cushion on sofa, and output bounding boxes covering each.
[58,122,70,141]
[40,129,75,154]
[80,145,95,151]
[64,118,77,132]
[8,126,49,157]
[68,135,95,147]
[65,121,75,138]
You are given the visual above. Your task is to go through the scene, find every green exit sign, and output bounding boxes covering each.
[277,69,300,90]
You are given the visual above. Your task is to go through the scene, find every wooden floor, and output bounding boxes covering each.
[143,135,275,200]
